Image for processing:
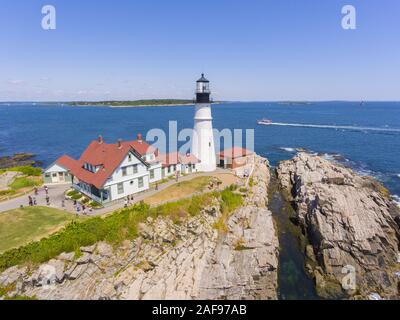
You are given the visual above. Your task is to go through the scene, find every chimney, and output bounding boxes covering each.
[98,135,103,144]
[117,139,122,149]
[137,133,143,143]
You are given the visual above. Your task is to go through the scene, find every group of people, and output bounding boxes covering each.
[72,199,88,215]
[28,186,50,206]
[124,194,135,208]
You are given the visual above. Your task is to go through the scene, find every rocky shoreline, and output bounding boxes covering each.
[0,153,38,169]
[0,156,279,300]
[1,152,399,300]
[277,153,400,299]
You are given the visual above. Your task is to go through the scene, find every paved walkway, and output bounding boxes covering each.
[0,169,232,217]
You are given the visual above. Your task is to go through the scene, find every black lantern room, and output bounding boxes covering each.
[196,73,211,103]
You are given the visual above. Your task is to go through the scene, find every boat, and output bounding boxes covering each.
[257,118,273,125]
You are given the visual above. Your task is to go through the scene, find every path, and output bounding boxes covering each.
[0,169,234,216]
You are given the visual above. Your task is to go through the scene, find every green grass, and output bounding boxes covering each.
[0,188,243,272]
[9,177,41,190]
[0,166,42,177]
[0,207,76,254]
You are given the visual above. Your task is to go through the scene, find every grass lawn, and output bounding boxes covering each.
[0,206,76,253]
[144,176,212,206]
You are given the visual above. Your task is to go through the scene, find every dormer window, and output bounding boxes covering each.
[128,154,132,162]
[84,163,96,173]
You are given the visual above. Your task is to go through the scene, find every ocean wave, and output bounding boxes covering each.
[392,195,400,208]
[280,147,296,153]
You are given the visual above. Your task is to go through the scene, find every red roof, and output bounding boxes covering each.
[218,147,254,160]
[157,152,200,168]
[54,138,153,189]
[123,140,156,156]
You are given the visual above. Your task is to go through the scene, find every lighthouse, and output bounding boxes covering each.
[191,74,217,172]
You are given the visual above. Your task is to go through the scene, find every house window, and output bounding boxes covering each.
[167,166,171,173]
[138,177,144,188]
[133,164,138,174]
[52,173,57,177]
[173,165,176,172]
[45,173,50,178]
[128,154,132,162]
[117,183,124,194]
[150,170,155,179]
[122,167,127,177]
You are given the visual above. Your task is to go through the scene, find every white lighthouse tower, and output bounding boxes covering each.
[192,74,217,172]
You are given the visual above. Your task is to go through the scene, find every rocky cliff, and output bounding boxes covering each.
[277,153,400,299]
[0,156,279,300]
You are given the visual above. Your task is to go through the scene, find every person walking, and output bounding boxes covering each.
[44,185,49,195]
[28,196,33,206]
[155,182,159,191]
[124,198,128,208]
[82,204,86,215]
[33,197,37,206]
[46,195,50,206]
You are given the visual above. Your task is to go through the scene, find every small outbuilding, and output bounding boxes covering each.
[218,147,254,169]
[43,159,73,184]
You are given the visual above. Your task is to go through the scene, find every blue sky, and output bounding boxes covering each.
[0,0,399,101]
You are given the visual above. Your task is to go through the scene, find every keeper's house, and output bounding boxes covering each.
[44,134,199,204]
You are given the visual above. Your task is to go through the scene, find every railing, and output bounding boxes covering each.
[72,184,102,203]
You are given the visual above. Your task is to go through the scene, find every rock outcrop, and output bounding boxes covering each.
[0,156,279,300]
[277,152,400,299]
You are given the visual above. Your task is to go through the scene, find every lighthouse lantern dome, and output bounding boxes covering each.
[196,73,210,94]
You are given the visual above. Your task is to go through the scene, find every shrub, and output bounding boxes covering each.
[89,201,101,208]
[70,194,82,200]
[213,188,243,234]
[239,187,248,193]
[66,190,79,197]
[249,178,255,187]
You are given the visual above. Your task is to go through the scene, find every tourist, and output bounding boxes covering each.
[33,197,37,206]
[44,185,49,195]
[76,203,81,213]
[82,204,86,215]
[28,196,33,206]
[155,183,159,191]
[124,198,128,208]
[46,195,50,205]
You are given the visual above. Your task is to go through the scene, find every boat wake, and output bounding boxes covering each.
[266,122,400,133]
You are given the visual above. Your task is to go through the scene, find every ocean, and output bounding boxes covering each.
[1,101,400,201]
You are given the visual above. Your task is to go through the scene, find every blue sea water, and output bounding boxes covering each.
[1,101,400,199]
